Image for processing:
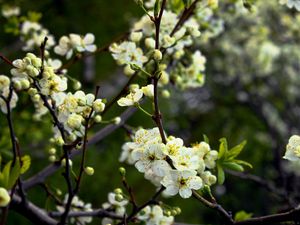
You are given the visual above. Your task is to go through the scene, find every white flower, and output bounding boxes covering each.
[279,0,300,11]
[134,127,162,145]
[0,187,11,207]
[137,205,174,225]
[171,147,201,171]
[1,6,20,18]
[164,138,184,157]
[54,33,96,59]
[67,113,83,129]
[0,87,18,114]
[161,170,203,198]
[132,143,170,176]
[117,88,143,106]
[284,135,300,161]
[102,192,128,216]
[119,142,138,164]
[20,21,55,51]
[110,41,148,67]
[0,75,10,90]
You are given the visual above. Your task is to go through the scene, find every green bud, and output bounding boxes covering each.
[171,209,178,216]
[84,166,94,176]
[119,167,126,176]
[114,188,123,194]
[115,194,124,201]
[48,148,56,155]
[49,155,56,162]
[175,207,181,215]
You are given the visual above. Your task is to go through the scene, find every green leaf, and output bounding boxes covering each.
[8,160,21,189]
[217,164,225,185]
[1,161,12,188]
[154,0,161,17]
[227,140,247,160]
[218,138,228,160]
[233,160,253,169]
[234,210,253,221]
[222,162,244,172]
[20,155,31,174]
[203,134,209,144]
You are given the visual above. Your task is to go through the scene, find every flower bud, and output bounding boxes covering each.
[130,31,143,42]
[67,114,83,129]
[0,75,10,90]
[145,38,155,49]
[21,79,30,89]
[56,137,65,146]
[115,194,124,202]
[61,159,73,167]
[113,117,121,125]
[49,155,56,162]
[119,167,126,176]
[48,148,56,155]
[153,49,162,61]
[0,187,11,207]
[93,99,105,113]
[28,88,38,96]
[73,81,82,90]
[13,80,22,91]
[94,115,102,123]
[162,90,170,98]
[141,84,154,98]
[114,188,123,194]
[124,65,135,76]
[84,166,94,176]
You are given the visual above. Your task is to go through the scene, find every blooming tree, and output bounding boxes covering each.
[0,0,299,225]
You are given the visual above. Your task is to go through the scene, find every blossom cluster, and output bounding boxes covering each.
[120,127,218,198]
[55,33,97,59]
[0,75,18,113]
[109,1,213,90]
[284,135,300,161]
[9,53,105,143]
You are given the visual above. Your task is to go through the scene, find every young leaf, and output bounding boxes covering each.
[1,161,12,188]
[8,160,21,189]
[203,134,209,144]
[234,210,253,221]
[222,162,244,172]
[233,160,253,169]
[218,138,228,160]
[227,140,247,160]
[217,164,225,185]
[20,155,31,174]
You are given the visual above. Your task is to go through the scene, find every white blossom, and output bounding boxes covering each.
[161,170,203,198]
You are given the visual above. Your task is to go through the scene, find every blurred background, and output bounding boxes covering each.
[1,0,300,224]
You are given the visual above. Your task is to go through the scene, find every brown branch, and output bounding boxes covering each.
[59,86,100,225]
[10,195,57,225]
[234,207,300,225]
[23,107,137,190]
[49,209,123,220]
[0,53,14,66]
[192,190,234,224]
[170,0,200,37]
